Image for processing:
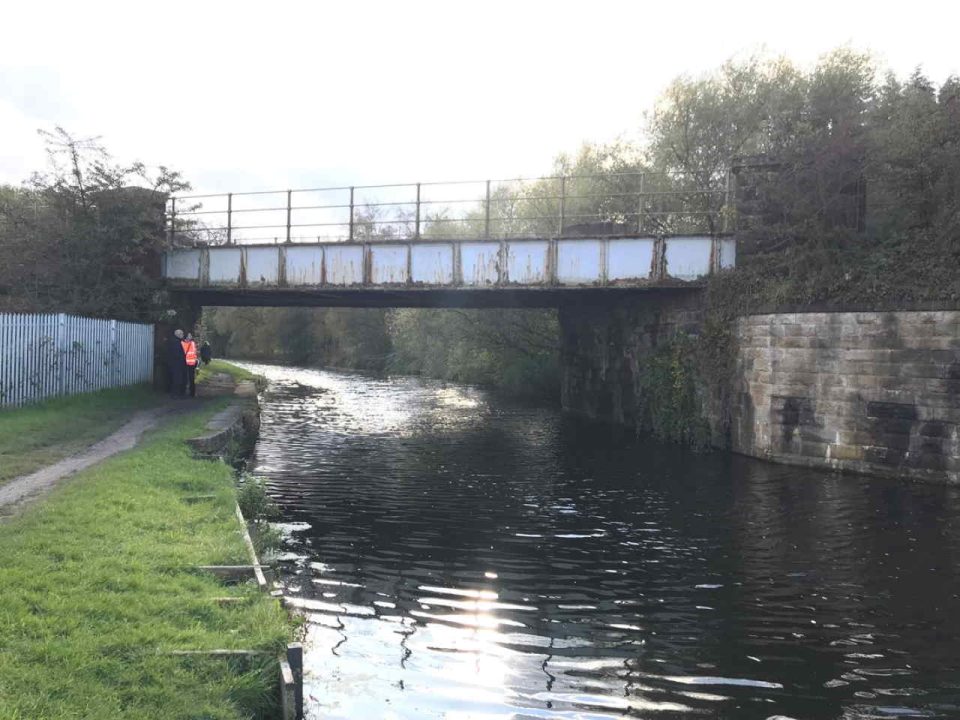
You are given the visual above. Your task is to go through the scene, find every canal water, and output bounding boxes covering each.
[244,362,960,720]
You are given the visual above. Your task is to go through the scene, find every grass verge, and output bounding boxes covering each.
[197,360,258,385]
[0,401,294,720]
[0,385,164,486]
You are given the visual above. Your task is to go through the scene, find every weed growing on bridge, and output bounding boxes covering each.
[638,333,713,450]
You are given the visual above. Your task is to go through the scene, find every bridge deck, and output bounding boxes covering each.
[163,235,735,308]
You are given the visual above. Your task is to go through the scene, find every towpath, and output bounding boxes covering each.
[0,373,254,516]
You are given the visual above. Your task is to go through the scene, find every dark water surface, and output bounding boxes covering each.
[244,363,960,720]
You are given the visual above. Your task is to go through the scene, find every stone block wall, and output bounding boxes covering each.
[560,298,960,483]
[559,290,706,434]
[732,312,960,483]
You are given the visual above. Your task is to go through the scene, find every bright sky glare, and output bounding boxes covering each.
[1,0,957,194]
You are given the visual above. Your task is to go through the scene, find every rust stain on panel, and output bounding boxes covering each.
[326,245,364,286]
[285,247,324,286]
[461,242,500,286]
[411,244,454,285]
[370,245,409,285]
[506,241,549,285]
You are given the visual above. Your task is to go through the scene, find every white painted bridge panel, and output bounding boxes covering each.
[209,248,242,284]
[507,241,549,284]
[162,235,733,292]
[246,247,280,285]
[326,245,364,286]
[719,237,736,270]
[608,238,655,282]
[461,242,500,286]
[411,244,454,285]
[664,236,712,280]
[285,246,324,286]
[165,249,201,280]
[370,245,408,285]
[556,239,602,285]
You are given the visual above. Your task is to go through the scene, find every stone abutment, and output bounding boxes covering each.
[560,300,960,483]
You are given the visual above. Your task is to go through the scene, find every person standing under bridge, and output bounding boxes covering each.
[181,332,199,398]
[167,328,186,399]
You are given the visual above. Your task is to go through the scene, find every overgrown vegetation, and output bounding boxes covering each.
[651,52,958,445]
[0,402,293,719]
[0,128,189,320]
[638,334,713,450]
[237,474,283,555]
[639,52,959,446]
[0,385,162,485]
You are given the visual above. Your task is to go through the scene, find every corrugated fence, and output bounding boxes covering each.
[0,313,154,408]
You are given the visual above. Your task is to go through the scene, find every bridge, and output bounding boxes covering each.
[162,173,736,308]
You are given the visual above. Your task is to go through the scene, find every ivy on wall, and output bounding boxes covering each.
[638,333,713,450]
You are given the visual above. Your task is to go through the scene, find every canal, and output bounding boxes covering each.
[244,362,960,719]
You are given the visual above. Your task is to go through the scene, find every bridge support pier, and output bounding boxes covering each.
[558,289,726,446]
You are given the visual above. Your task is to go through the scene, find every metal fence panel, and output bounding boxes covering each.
[0,313,154,408]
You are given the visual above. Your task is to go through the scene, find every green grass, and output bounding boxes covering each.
[0,404,294,719]
[0,386,164,486]
[197,360,257,385]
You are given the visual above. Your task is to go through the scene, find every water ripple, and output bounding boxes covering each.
[242,362,960,720]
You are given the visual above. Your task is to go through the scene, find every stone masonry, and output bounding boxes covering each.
[732,312,960,483]
[560,299,960,483]
[559,291,708,436]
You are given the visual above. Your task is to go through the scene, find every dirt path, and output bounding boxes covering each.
[0,401,206,516]
[0,372,254,517]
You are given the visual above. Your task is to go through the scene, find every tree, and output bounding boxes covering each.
[0,127,191,319]
[386,307,559,397]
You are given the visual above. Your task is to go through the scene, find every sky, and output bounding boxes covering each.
[1,0,958,196]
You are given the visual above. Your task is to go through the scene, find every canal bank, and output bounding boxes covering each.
[561,303,960,483]
[0,370,296,719]
[246,361,960,720]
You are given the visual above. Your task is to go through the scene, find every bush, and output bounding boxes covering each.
[236,474,279,524]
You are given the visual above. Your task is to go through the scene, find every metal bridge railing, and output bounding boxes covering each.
[166,172,734,246]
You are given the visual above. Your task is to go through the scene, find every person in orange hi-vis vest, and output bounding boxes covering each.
[181,332,200,398]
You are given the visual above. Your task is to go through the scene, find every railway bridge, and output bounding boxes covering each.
[162,173,736,308]
[159,172,739,446]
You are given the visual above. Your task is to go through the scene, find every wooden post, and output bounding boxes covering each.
[287,643,304,719]
[235,503,269,589]
[280,661,296,720]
